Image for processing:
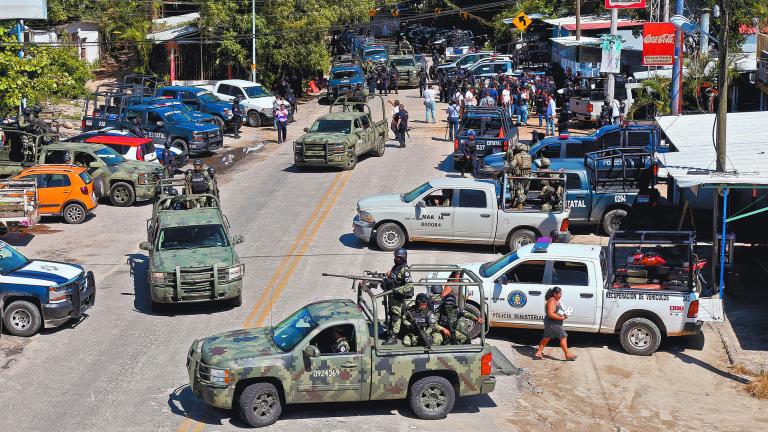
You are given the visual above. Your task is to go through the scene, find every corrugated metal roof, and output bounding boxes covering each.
[147,12,200,43]
[656,112,768,187]
[550,36,601,47]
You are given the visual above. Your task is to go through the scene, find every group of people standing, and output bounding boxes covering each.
[364,60,402,96]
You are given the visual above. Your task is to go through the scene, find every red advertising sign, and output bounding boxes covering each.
[642,22,676,66]
[605,0,647,8]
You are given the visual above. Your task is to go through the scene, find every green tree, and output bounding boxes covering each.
[0,30,92,115]
[628,77,671,119]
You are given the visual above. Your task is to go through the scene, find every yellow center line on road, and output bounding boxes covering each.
[178,169,353,432]
[241,171,344,327]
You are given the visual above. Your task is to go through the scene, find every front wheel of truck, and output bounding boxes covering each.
[3,300,42,337]
[109,182,136,207]
[620,317,661,356]
[342,148,358,171]
[376,222,406,251]
[409,375,456,420]
[239,382,282,427]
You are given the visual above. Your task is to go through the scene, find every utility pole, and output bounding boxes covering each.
[606,9,618,103]
[670,0,684,114]
[575,0,581,41]
[251,0,256,82]
[663,0,670,21]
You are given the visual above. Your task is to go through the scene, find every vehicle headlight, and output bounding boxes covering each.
[330,143,345,152]
[192,339,203,354]
[192,132,205,141]
[223,108,232,117]
[223,264,244,281]
[260,107,273,116]
[293,142,303,151]
[150,272,167,284]
[48,285,68,304]
[137,172,148,185]
[209,367,230,385]
[359,210,375,223]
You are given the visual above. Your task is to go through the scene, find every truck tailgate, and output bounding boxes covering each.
[490,345,521,376]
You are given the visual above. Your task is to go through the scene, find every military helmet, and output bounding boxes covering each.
[394,248,407,260]
[207,167,216,178]
[33,104,42,114]
[193,159,203,166]
[467,129,476,139]
[415,293,429,304]
[443,294,457,306]
[514,142,529,153]
[429,285,444,295]
[537,157,551,169]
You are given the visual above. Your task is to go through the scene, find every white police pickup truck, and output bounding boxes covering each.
[353,177,571,252]
[458,232,708,355]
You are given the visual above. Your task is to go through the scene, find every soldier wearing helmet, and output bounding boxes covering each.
[330,326,351,353]
[129,116,146,138]
[185,159,215,208]
[505,141,532,209]
[438,294,484,345]
[460,129,478,178]
[381,248,414,345]
[402,293,450,347]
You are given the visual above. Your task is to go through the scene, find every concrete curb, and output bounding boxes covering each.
[710,321,768,375]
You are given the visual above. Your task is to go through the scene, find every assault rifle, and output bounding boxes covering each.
[406,309,433,348]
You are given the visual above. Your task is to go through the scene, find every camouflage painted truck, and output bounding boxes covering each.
[186,264,498,428]
[293,95,388,170]
[139,178,244,310]
[389,54,421,87]
[0,127,161,207]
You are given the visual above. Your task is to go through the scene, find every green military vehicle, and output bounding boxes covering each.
[389,54,421,88]
[185,264,497,428]
[293,95,388,170]
[140,178,244,310]
[0,126,160,206]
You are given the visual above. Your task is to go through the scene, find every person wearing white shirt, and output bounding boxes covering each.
[611,99,621,125]
[423,85,437,123]
[546,94,557,136]
[464,89,476,107]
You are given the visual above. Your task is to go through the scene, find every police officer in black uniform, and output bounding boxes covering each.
[161,140,177,178]
[232,95,243,138]
[129,117,146,138]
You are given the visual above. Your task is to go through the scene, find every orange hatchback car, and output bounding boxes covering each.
[12,165,98,224]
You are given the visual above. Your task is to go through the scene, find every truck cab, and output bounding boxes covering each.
[122,105,223,156]
[327,63,367,101]
[360,44,388,64]
[155,86,233,130]
[529,124,669,162]
[211,79,275,127]
[0,241,95,336]
[453,106,518,170]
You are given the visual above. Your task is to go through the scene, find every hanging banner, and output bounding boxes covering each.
[642,22,676,66]
[604,0,646,8]
[600,34,622,74]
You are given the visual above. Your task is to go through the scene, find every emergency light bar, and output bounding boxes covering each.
[532,237,552,253]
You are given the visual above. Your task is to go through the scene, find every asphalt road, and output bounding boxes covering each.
[0,88,519,432]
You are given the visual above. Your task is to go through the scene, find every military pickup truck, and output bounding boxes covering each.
[459,233,711,355]
[389,54,420,87]
[139,178,244,310]
[353,176,571,252]
[0,127,160,207]
[186,264,496,427]
[293,96,388,170]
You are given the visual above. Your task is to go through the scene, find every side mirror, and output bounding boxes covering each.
[416,200,426,208]
[495,275,508,285]
[156,121,164,127]
[88,161,102,169]
[139,241,152,251]
[231,235,244,245]
[303,127,309,133]
[302,344,319,358]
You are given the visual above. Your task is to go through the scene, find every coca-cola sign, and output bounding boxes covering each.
[643,22,676,66]
[605,0,646,8]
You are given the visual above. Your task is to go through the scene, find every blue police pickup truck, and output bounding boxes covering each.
[453,106,518,171]
[123,105,223,156]
[360,44,389,64]
[0,241,95,336]
[484,148,657,235]
[530,124,669,162]
[327,63,367,101]
[155,86,233,131]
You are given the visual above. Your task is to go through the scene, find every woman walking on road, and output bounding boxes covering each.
[534,286,577,361]
[276,104,288,144]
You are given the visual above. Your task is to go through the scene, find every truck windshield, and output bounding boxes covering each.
[271,307,318,351]
[157,224,229,251]
[310,119,351,134]
[480,251,519,278]
[0,242,30,274]
[164,110,192,124]
[390,58,416,67]
[402,182,432,203]
[331,70,358,80]
[95,147,126,166]
[244,86,272,98]
[364,49,386,57]
[196,91,220,103]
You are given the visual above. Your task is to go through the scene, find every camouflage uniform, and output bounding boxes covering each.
[402,303,445,347]
[382,263,414,338]
[438,303,479,344]
[505,143,532,208]
[538,157,563,212]
[185,168,215,208]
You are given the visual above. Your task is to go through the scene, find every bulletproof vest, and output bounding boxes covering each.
[391,264,414,299]
[162,148,174,165]
[189,171,209,194]
[438,307,459,328]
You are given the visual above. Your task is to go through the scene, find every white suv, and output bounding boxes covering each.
[212,79,275,127]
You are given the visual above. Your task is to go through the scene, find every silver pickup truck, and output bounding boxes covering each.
[353,177,571,252]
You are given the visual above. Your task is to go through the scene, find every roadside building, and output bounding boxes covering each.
[58,21,100,64]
